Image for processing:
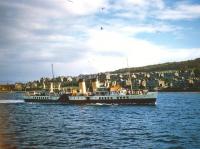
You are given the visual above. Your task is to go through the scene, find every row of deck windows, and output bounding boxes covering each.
[33,96,48,100]
[117,96,129,99]
[71,97,85,100]
[99,97,113,100]
[98,96,129,100]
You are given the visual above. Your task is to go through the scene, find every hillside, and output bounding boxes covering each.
[113,58,200,73]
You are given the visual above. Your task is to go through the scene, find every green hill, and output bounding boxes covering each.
[113,58,200,73]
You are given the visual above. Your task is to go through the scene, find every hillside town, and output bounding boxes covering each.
[1,69,200,92]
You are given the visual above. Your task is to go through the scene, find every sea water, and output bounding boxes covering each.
[0,92,200,149]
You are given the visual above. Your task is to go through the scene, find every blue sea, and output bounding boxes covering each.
[0,92,200,149]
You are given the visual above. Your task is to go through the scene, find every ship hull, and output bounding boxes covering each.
[24,94,157,105]
[24,99,59,103]
[60,99,156,105]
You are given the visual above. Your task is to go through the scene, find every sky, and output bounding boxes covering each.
[0,0,200,82]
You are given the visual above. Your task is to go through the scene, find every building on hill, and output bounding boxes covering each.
[0,84,15,92]
[15,83,24,91]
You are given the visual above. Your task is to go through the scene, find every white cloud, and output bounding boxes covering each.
[108,0,200,21]
[58,0,107,16]
[63,28,200,75]
[116,24,177,35]
[110,0,164,19]
[157,4,200,20]
[1,0,200,81]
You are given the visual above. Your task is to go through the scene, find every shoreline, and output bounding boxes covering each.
[157,89,200,92]
[0,90,199,94]
[0,91,26,93]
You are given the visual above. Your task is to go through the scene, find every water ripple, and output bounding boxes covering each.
[0,92,200,148]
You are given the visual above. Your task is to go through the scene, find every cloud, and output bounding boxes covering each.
[73,28,200,74]
[157,3,200,20]
[111,23,178,35]
[107,0,164,19]
[107,0,200,21]
[61,0,107,16]
[0,0,200,82]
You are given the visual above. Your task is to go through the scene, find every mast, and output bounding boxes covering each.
[127,58,133,91]
[51,64,54,80]
[50,64,55,93]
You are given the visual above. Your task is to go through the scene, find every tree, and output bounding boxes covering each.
[194,68,200,77]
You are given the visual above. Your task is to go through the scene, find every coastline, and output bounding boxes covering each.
[0,91,25,93]
[0,90,199,93]
[157,89,200,92]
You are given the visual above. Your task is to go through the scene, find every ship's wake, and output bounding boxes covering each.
[0,100,24,104]
[87,103,119,106]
